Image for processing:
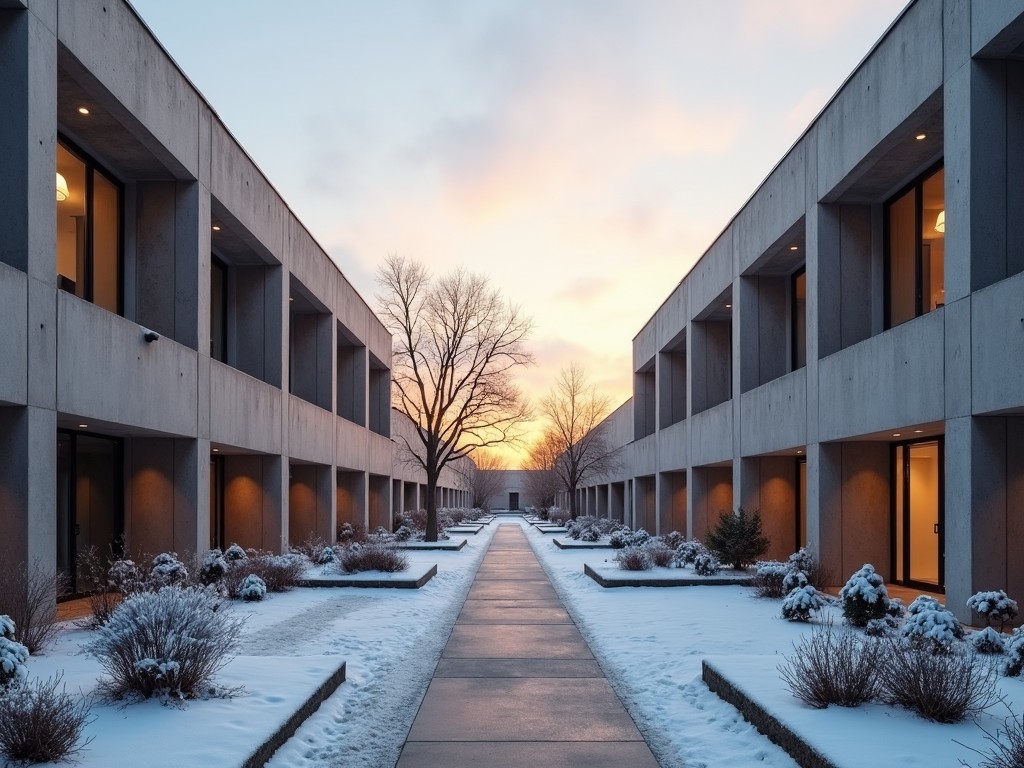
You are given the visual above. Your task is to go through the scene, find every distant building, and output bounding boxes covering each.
[568,0,1024,621]
[0,0,468,597]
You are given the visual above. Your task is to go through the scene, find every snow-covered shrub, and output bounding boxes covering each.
[672,539,708,567]
[907,595,942,616]
[779,621,882,708]
[968,590,1019,631]
[0,615,29,689]
[338,541,409,574]
[317,546,338,565]
[199,549,229,586]
[75,549,142,629]
[289,533,333,565]
[577,525,602,543]
[753,561,789,598]
[900,606,965,654]
[865,616,898,637]
[238,574,267,602]
[615,546,653,571]
[642,541,674,568]
[393,525,415,542]
[608,528,650,550]
[839,564,889,627]
[1001,628,1024,677]
[706,508,769,569]
[0,674,94,764]
[880,642,998,723]
[693,552,722,576]
[787,547,815,575]
[886,598,906,620]
[971,627,1007,655]
[224,552,305,597]
[660,531,686,551]
[84,586,244,700]
[782,586,825,622]
[223,544,248,565]
[782,569,809,593]
[149,552,189,587]
[962,709,1024,768]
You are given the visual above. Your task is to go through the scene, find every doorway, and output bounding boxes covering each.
[508,492,519,510]
[892,438,944,592]
[56,431,124,595]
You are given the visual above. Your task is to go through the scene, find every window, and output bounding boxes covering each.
[210,256,228,361]
[791,268,806,370]
[885,165,944,328]
[56,140,122,314]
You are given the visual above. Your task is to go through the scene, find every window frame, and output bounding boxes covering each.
[883,160,944,329]
[56,135,125,315]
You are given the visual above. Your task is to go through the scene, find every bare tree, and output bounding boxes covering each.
[378,255,533,540]
[522,432,562,513]
[454,451,509,510]
[539,362,619,519]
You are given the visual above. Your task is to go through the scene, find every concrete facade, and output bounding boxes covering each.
[0,0,468,595]
[566,0,1024,620]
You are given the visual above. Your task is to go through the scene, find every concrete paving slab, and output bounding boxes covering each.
[467,580,558,600]
[457,603,571,624]
[473,569,548,581]
[432,658,604,678]
[459,598,564,610]
[396,741,661,768]
[443,624,592,659]
[406,678,643,742]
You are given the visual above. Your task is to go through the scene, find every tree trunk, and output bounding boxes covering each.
[425,473,439,542]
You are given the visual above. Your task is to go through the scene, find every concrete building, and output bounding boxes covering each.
[569,0,1024,619]
[0,0,468,596]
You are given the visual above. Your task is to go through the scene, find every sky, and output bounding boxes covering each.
[130,0,908,466]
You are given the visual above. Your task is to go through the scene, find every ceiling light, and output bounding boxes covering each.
[914,429,923,434]
[797,450,803,454]
[893,433,901,437]
[789,245,799,251]
[212,225,221,231]
[212,448,219,453]
[56,172,69,202]
[78,107,90,115]
[725,303,732,308]
[915,132,926,141]
[288,297,294,302]
[934,210,945,233]
[78,423,88,428]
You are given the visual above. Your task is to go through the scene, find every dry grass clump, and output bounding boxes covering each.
[0,674,94,764]
[614,546,653,571]
[0,562,68,654]
[223,552,305,597]
[338,541,410,574]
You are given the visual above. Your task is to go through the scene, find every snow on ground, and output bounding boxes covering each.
[14,518,1024,768]
[523,520,1024,768]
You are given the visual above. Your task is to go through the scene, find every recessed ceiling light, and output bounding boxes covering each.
[78,107,90,115]
[78,423,88,428]
[893,433,901,437]
[212,448,219,452]
[212,225,221,231]
[725,303,732,308]
[914,429,923,433]
[288,297,294,302]
[915,132,926,141]
[797,450,803,454]
[789,245,799,251]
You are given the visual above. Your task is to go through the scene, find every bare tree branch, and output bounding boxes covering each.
[378,255,534,539]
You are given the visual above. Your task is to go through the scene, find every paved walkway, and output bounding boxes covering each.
[395,523,660,768]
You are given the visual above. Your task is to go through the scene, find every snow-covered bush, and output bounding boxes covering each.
[907,595,942,616]
[782,569,809,593]
[660,531,686,550]
[968,590,1019,631]
[393,525,415,542]
[672,539,708,567]
[839,564,889,627]
[644,541,674,568]
[289,533,333,565]
[238,574,267,602]
[706,508,769,569]
[199,549,229,586]
[615,546,653,571]
[578,525,603,542]
[886,598,906,620]
[961,709,1024,768]
[149,552,189,587]
[0,615,29,689]
[900,606,965,654]
[338,541,409,574]
[787,547,816,575]
[693,552,722,576]
[1001,628,1024,677]
[971,627,1007,655]
[0,561,68,655]
[609,528,650,550]
[779,621,882,708]
[782,586,825,622]
[0,674,94,764]
[753,561,789,598]
[880,642,998,723]
[223,544,248,565]
[317,546,338,565]
[865,616,898,637]
[84,585,244,700]
[224,552,305,598]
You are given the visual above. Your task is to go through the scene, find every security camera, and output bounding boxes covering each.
[142,329,159,343]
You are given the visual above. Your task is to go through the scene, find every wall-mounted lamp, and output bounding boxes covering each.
[56,173,69,202]
[934,210,945,233]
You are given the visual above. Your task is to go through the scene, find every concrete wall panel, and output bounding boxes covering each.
[208,362,282,454]
[740,369,807,456]
[972,272,1024,414]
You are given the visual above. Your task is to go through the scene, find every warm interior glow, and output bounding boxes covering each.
[212,225,221,231]
[915,132,926,140]
[934,210,945,233]
[77,107,90,115]
[789,245,799,251]
[55,172,69,202]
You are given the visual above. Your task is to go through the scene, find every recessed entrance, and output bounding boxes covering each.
[892,438,944,592]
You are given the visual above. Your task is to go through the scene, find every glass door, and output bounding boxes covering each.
[893,438,944,591]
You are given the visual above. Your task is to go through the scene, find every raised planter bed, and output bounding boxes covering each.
[397,538,467,551]
[300,563,438,589]
[446,524,484,534]
[553,537,612,549]
[583,562,753,588]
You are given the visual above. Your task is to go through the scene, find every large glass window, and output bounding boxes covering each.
[56,141,122,314]
[210,256,228,362]
[791,268,806,370]
[885,165,944,328]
